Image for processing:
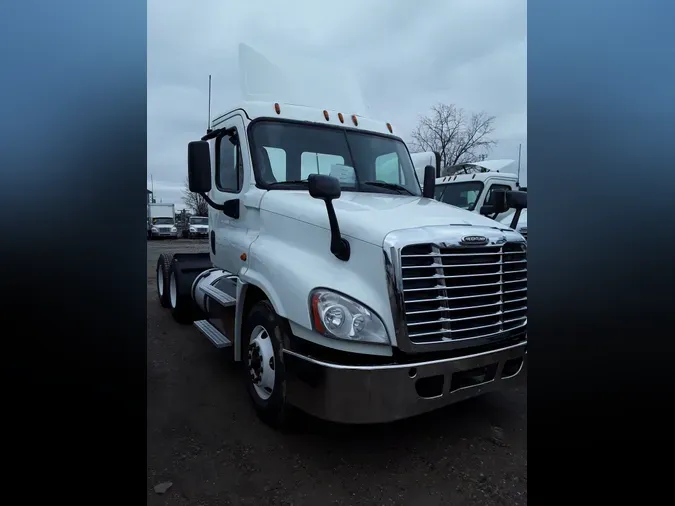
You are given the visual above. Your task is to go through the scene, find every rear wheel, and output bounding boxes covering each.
[156,254,173,308]
[243,300,294,429]
[168,261,198,324]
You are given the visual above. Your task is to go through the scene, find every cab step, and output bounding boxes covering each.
[202,284,236,308]
[193,319,232,348]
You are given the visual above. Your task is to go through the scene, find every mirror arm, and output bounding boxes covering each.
[325,200,350,261]
[509,208,522,230]
[198,192,224,212]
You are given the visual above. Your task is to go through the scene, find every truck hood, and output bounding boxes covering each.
[260,191,507,246]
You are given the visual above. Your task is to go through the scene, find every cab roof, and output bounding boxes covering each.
[435,171,518,185]
[211,100,396,137]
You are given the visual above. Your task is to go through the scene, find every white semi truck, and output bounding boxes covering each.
[431,161,527,237]
[147,203,178,240]
[155,98,528,428]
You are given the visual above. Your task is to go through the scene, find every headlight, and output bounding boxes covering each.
[171,227,177,232]
[189,227,196,232]
[310,289,390,345]
[151,227,158,232]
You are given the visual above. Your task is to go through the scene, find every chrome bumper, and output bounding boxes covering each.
[283,340,526,424]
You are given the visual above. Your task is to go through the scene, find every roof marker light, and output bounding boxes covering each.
[323,110,330,121]
[274,103,281,114]
[351,115,358,126]
[386,123,393,133]
[338,113,344,123]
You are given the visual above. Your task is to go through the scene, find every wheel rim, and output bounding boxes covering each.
[247,325,275,401]
[157,266,164,297]
[169,272,177,308]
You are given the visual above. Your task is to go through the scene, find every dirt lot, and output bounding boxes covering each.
[147,240,527,506]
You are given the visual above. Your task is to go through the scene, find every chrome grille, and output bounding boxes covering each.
[400,242,527,344]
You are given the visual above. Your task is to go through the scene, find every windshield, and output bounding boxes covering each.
[151,217,174,225]
[189,217,208,225]
[249,120,421,196]
[435,181,484,210]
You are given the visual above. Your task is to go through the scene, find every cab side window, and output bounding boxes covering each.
[216,130,242,192]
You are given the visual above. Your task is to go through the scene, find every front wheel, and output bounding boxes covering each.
[243,300,294,429]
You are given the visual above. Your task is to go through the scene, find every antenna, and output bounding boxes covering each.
[206,74,212,134]
[516,143,522,187]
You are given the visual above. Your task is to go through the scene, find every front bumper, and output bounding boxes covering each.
[283,340,526,424]
[151,231,178,238]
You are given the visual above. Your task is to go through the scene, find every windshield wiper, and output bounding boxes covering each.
[362,181,414,195]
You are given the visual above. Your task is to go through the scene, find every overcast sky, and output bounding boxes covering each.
[148,0,527,209]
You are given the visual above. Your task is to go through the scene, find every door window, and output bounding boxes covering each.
[216,130,243,192]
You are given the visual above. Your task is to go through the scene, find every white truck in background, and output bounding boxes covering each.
[147,203,178,240]
[187,215,210,239]
[433,162,527,237]
[410,155,527,237]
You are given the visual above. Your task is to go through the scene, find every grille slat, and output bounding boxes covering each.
[400,241,527,344]
[402,251,502,258]
[404,270,525,282]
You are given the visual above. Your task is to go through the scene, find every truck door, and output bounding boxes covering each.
[208,114,251,275]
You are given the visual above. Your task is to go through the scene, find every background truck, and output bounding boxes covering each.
[147,203,178,240]
[410,154,527,233]
[186,215,210,239]
[433,160,518,217]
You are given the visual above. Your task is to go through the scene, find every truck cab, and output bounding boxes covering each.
[187,215,209,239]
[156,99,527,428]
[147,203,178,240]
[434,166,520,223]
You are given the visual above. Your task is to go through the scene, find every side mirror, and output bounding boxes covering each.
[308,174,341,201]
[504,190,527,210]
[187,141,212,193]
[422,165,436,198]
[488,190,509,214]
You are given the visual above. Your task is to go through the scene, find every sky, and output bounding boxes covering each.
[148,0,527,209]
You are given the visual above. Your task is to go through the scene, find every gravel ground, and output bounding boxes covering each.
[147,239,527,506]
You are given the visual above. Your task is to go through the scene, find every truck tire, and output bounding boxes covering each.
[168,260,198,324]
[243,300,294,429]
[156,253,173,308]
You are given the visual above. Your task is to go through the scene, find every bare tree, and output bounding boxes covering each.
[410,103,497,175]
[182,177,209,216]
